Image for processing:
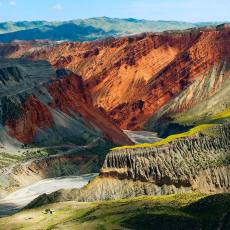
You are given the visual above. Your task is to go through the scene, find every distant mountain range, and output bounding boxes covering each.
[0,17,226,42]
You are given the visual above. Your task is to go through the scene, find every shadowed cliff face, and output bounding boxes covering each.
[101,126,230,193]
[0,58,131,149]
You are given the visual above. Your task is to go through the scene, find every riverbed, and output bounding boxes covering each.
[0,173,98,217]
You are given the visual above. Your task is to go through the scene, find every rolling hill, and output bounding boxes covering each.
[0,17,225,42]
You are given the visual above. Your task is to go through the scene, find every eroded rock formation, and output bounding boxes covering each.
[0,58,132,198]
[4,25,229,130]
[0,58,132,148]
[101,126,230,193]
[27,125,230,207]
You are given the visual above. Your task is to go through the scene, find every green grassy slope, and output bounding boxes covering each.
[113,124,215,150]
[144,62,230,139]
[113,107,230,150]
[1,192,230,230]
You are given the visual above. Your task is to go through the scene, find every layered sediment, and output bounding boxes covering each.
[27,125,230,208]
[20,26,230,130]
[0,58,131,148]
[0,152,99,198]
[0,58,131,198]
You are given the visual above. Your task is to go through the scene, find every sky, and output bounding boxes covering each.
[0,0,229,22]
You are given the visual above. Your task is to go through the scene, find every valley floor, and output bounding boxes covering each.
[0,174,97,217]
[1,192,230,230]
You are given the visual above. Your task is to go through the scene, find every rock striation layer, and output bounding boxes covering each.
[0,58,132,198]
[27,125,230,207]
[0,58,131,149]
[5,25,229,130]
[101,126,230,193]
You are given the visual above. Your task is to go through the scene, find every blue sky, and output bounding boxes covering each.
[0,0,229,22]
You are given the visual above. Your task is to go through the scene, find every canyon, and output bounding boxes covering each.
[0,58,132,198]
[8,25,228,209]
[2,25,230,132]
[0,24,230,229]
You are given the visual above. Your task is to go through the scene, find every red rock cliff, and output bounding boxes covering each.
[8,26,230,130]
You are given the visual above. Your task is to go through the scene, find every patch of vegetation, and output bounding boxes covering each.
[151,121,194,138]
[113,124,215,150]
[1,192,230,230]
[123,213,202,230]
[210,107,230,120]
[47,160,80,178]
[20,149,50,161]
[1,96,22,125]
[62,135,89,146]
[0,152,21,168]
[0,148,58,170]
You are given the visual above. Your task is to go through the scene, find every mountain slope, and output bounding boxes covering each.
[0,23,115,43]
[13,25,230,208]
[0,58,132,198]
[0,58,131,149]
[0,17,224,42]
[146,61,230,136]
[14,25,230,132]
[1,23,230,225]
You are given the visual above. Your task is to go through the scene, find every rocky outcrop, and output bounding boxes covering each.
[0,58,131,149]
[0,40,55,58]
[99,125,230,195]
[145,61,230,136]
[6,95,53,143]
[0,152,100,198]
[26,125,230,207]
[47,73,132,145]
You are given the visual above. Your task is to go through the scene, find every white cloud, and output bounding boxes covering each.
[53,3,62,10]
[9,1,16,6]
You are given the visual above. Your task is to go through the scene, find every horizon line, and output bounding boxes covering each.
[0,16,229,24]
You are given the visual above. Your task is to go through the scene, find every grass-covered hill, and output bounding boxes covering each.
[1,192,230,230]
[0,17,224,42]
